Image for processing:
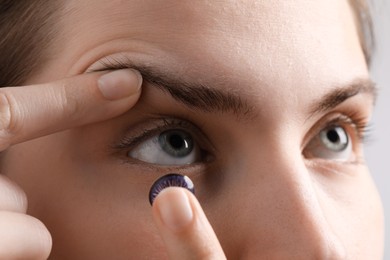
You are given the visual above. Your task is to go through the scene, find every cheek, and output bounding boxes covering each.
[354,176,384,258]
[324,169,384,259]
[1,132,169,258]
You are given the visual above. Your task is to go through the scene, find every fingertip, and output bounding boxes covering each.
[152,187,226,259]
[153,187,194,233]
[0,213,52,260]
[97,69,142,100]
[32,217,53,260]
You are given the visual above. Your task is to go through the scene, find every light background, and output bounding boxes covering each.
[365,0,389,258]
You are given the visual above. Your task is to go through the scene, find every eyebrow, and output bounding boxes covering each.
[308,79,377,118]
[90,58,377,120]
[91,59,254,119]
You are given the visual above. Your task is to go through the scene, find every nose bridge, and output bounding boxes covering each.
[226,142,347,259]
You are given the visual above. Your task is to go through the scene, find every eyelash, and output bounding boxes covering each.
[113,109,371,166]
[114,118,210,157]
[337,112,369,140]
[311,110,371,148]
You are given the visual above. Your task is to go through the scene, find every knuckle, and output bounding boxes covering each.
[197,248,218,260]
[0,91,18,150]
[58,79,83,120]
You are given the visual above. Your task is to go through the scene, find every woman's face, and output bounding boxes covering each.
[2,0,384,259]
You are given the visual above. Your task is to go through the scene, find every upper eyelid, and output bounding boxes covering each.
[303,87,372,136]
[112,117,213,152]
[332,114,369,140]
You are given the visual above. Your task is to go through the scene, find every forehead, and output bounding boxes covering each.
[58,0,367,96]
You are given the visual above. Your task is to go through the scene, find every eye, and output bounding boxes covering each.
[304,124,353,161]
[128,129,203,165]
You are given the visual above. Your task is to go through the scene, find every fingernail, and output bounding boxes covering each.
[156,187,194,232]
[98,69,142,100]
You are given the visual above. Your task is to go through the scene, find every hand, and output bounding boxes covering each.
[152,187,227,260]
[0,69,142,259]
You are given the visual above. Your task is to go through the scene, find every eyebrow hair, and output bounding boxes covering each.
[308,79,377,117]
[90,58,377,121]
[92,59,255,119]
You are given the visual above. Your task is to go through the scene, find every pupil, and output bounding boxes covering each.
[159,130,193,157]
[169,134,186,149]
[327,129,340,143]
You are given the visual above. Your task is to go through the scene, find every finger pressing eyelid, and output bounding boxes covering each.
[0,69,142,150]
[98,69,142,100]
[152,187,226,259]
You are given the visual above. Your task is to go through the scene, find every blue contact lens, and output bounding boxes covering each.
[149,173,195,205]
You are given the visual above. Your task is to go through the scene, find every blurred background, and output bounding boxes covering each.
[365,0,389,257]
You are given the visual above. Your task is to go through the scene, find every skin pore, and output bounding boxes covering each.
[1,0,384,259]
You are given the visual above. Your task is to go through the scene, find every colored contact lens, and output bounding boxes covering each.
[149,173,195,205]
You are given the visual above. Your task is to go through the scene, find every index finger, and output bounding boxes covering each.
[152,187,227,260]
[0,69,142,151]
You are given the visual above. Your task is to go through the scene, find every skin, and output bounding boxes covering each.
[0,0,384,259]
